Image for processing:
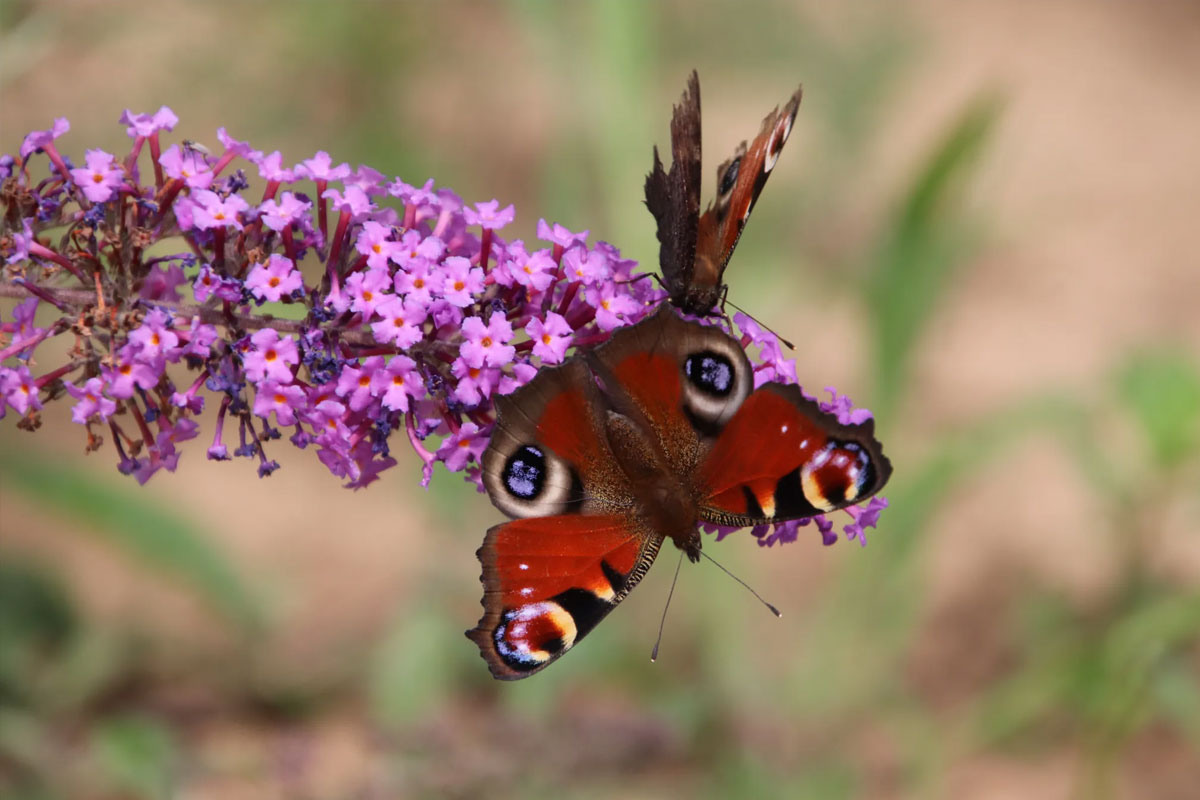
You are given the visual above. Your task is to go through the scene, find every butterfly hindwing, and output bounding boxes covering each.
[646,73,802,314]
[476,353,662,679]
[696,382,891,526]
[468,514,662,679]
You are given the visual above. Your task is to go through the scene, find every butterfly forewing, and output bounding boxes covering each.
[693,85,802,291]
[646,73,802,315]
[645,71,702,309]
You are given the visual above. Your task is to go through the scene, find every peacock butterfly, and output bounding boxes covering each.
[467,306,890,679]
[645,71,802,315]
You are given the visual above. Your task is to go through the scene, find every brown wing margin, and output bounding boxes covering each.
[644,70,702,300]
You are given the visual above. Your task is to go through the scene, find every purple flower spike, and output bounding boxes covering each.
[2,111,886,549]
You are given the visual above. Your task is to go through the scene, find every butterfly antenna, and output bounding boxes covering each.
[698,549,782,617]
[723,298,796,351]
[650,550,686,662]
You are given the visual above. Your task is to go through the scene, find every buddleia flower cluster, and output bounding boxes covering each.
[0,109,886,546]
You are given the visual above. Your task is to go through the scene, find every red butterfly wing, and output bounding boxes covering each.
[697,383,891,525]
[467,514,661,679]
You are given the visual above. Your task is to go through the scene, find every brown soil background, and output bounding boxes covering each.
[2,1,1198,798]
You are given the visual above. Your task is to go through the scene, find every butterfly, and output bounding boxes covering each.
[467,306,891,679]
[645,71,803,315]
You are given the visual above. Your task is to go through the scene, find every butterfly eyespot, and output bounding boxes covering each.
[718,156,741,197]
[503,445,546,500]
[800,440,875,511]
[493,601,578,670]
[483,435,579,518]
[685,352,734,397]
[679,340,752,432]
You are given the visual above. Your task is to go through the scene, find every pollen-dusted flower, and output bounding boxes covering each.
[253,380,308,427]
[119,106,178,138]
[245,254,303,303]
[243,329,299,384]
[463,199,515,231]
[372,355,423,413]
[450,358,501,407]
[437,422,488,472]
[127,309,180,363]
[356,220,401,270]
[496,241,556,292]
[192,189,249,230]
[526,313,572,364]
[102,352,159,399]
[159,144,214,189]
[370,296,427,348]
[563,246,611,285]
[65,377,118,423]
[19,117,69,159]
[335,356,384,413]
[440,256,484,308]
[259,192,312,233]
[589,282,641,331]
[536,218,588,249]
[69,149,124,202]
[459,314,516,369]
[296,150,350,182]
[1,365,42,415]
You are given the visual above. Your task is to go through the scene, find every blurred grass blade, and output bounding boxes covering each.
[0,448,263,633]
[866,93,1003,419]
[1116,349,1200,470]
[91,715,176,800]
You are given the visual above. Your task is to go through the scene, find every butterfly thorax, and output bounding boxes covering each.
[602,409,700,558]
[675,285,723,316]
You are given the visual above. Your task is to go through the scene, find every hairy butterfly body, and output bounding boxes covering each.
[645,72,803,315]
[468,306,890,679]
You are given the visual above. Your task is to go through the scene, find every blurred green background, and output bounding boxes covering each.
[2,1,1199,798]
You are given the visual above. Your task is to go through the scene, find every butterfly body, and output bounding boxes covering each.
[469,306,890,679]
[645,72,802,316]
